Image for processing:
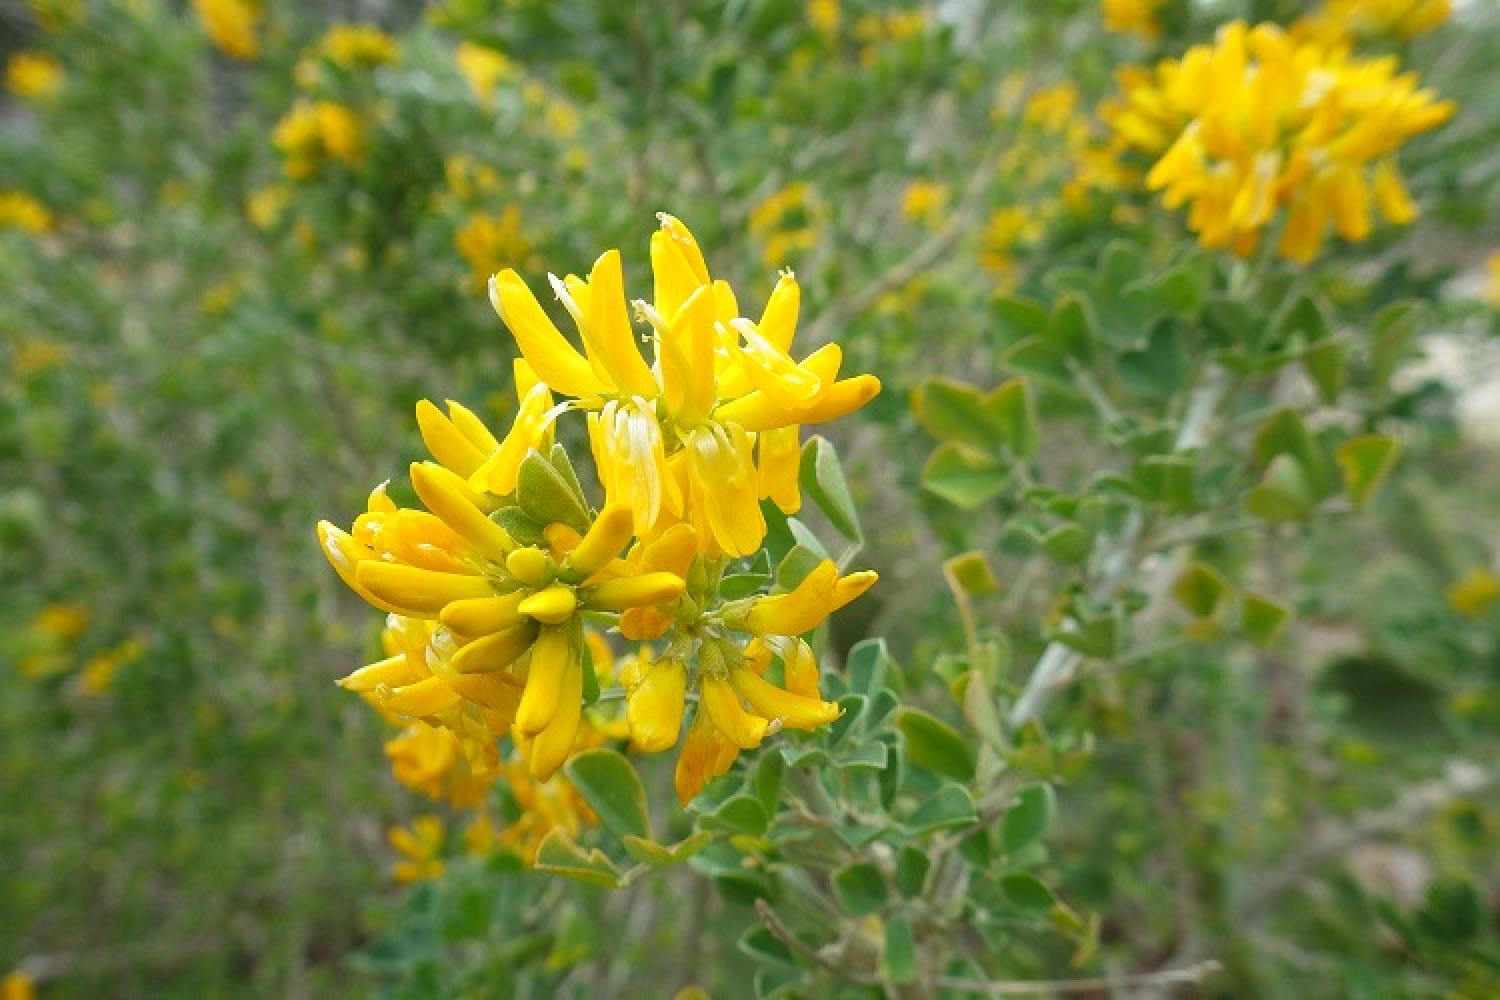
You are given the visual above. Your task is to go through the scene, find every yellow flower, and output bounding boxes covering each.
[386,723,491,807]
[193,0,260,61]
[807,0,839,34]
[901,180,949,228]
[1102,0,1163,40]
[494,735,599,862]
[245,185,288,229]
[488,213,879,556]
[544,100,580,139]
[1023,82,1078,133]
[455,206,530,288]
[1484,252,1500,308]
[318,24,399,69]
[6,51,63,100]
[1296,0,1450,44]
[1103,21,1454,262]
[455,42,510,103]
[389,815,446,882]
[0,191,54,234]
[2,971,35,1000]
[1447,568,1500,618]
[34,602,88,640]
[79,638,144,696]
[272,101,364,179]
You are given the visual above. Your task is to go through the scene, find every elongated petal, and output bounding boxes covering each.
[627,658,687,752]
[382,675,461,717]
[440,592,527,635]
[673,708,739,805]
[416,399,487,478]
[700,674,768,749]
[585,249,658,396]
[469,382,555,496]
[565,505,634,579]
[729,665,841,730]
[451,622,538,674]
[758,270,800,353]
[338,652,423,692]
[518,585,578,625]
[410,462,514,561]
[589,571,685,611]
[317,521,403,613]
[831,569,878,611]
[489,269,606,398]
[528,653,582,780]
[444,398,501,453]
[515,627,570,735]
[356,561,495,617]
[743,560,838,635]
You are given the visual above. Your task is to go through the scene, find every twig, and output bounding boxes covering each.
[934,959,1222,996]
[754,899,880,987]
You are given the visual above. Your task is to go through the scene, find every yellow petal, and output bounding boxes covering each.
[743,560,838,636]
[589,571,685,611]
[757,425,801,514]
[627,658,687,752]
[758,270,800,354]
[451,622,538,673]
[729,664,841,731]
[565,505,634,579]
[528,653,583,781]
[489,269,606,398]
[316,521,403,613]
[585,249,658,396]
[658,283,717,423]
[338,652,423,692]
[444,398,501,454]
[515,627,570,735]
[469,382,554,496]
[518,585,578,625]
[416,399,487,478]
[410,462,514,561]
[700,673,768,749]
[673,707,739,805]
[382,675,461,717]
[355,561,495,617]
[831,569,878,611]
[440,592,527,635]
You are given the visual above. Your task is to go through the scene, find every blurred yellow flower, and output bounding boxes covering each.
[980,206,1041,277]
[1104,21,1453,262]
[79,638,144,696]
[900,180,949,228]
[272,101,364,179]
[544,100,580,140]
[320,24,399,69]
[385,724,491,807]
[389,815,446,882]
[245,185,288,229]
[6,51,63,100]
[455,206,531,287]
[2,971,34,1000]
[1297,0,1450,44]
[193,0,260,61]
[0,191,54,234]
[495,736,599,861]
[808,0,839,34]
[1447,568,1500,618]
[1484,253,1500,307]
[455,42,510,103]
[750,182,821,268]
[1023,82,1079,132]
[14,339,70,375]
[1102,0,1163,40]
[35,603,88,640]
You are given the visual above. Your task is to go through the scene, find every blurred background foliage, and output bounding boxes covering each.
[3,0,1500,996]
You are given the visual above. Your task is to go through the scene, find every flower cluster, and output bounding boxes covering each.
[1296,0,1450,44]
[6,51,63,100]
[319,214,879,832]
[271,100,364,180]
[1102,21,1453,261]
[193,0,260,62]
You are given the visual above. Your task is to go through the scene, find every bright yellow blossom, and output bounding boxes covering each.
[389,815,446,882]
[455,206,531,288]
[35,603,88,640]
[1103,21,1454,262]
[1447,568,1500,618]
[272,101,364,180]
[1023,82,1079,133]
[2,971,34,1000]
[1485,253,1500,308]
[0,191,54,234]
[319,24,399,69]
[901,181,949,228]
[488,213,879,557]
[79,637,144,696]
[1102,0,1163,40]
[1297,0,1450,44]
[386,724,492,807]
[455,42,511,104]
[808,0,839,34]
[6,52,63,100]
[193,0,260,61]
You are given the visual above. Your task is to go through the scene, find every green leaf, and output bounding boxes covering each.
[753,752,786,816]
[1041,524,1090,564]
[1369,301,1421,389]
[1002,784,1056,854]
[516,450,590,533]
[1000,873,1056,912]
[1303,337,1348,403]
[1136,455,1196,511]
[533,829,621,887]
[848,638,894,696]
[921,443,1008,509]
[1251,409,1331,495]
[775,544,825,590]
[1336,434,1401,510]
[702,795,769,837]
[987,378,1038,457]
[621,831,712,868]
[882,915,919,985]
[911,378,996,449]
[906,784,978,835]
[833,862,888,916]
[1173,562,1233,619]
[1245,454,1314,522]
[1050,296,1094,361]
[738,926,798,971]
[994,295,1051,339]
[1242,592,1291,646]
[897,708,975,780]
[565,749,651,841]
[1053,613,1117,658]
[799,435,861,541]
[945,551,999,595]
[895,847,931,898]
[491,506,547,547]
